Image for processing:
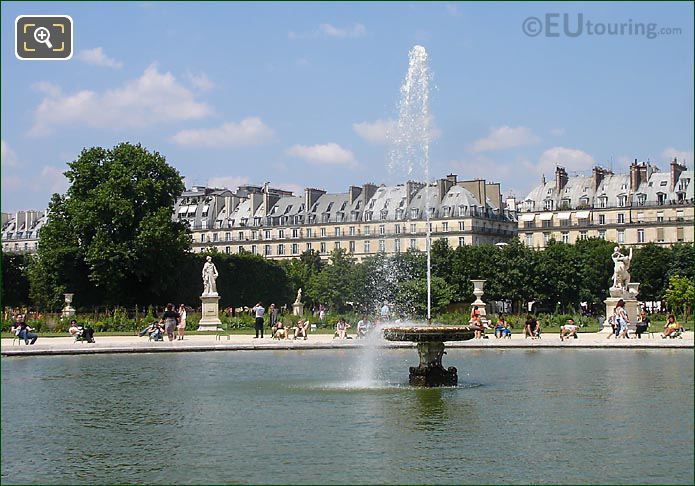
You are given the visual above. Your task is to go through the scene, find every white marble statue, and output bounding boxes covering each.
[294,288,302,305]
[611,247,632,290]
[202,256,219,295]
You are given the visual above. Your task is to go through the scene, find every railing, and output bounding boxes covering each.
[520,198,694,213]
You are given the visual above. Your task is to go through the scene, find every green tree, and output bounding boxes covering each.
[575,238,615,309]
[28,143,190,308]
[307,249,355,312]
[667,243,694,281]
[2,252,31,308]
[631,243,671,301]
[663,275,694,324]
[532,240,580,311]
[395,276,453,317]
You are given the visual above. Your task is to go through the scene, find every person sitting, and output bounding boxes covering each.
[560,318,579,341]
[635,311,650,339]
[334,319,350,339]
[524,314,539,339]
[662,314,681,338]
[494,315,508,339]
[68,319,95,343]
[12,315,38,345]
[356,316,371,339]
[292,320,309,340]
[148,321,164,341]
[272,321,287,340]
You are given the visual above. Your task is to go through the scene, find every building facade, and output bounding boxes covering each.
[1,210,46,253]
[176,174,518,260]
[517,160,694,248]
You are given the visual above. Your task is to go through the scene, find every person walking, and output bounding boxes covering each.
[268,304,279,335]
[614,299,630,339]
[177,304,187,340]
[252,302,265,338]
[162,303,180,342]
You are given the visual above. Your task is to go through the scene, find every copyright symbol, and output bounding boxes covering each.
[522,17,543,37]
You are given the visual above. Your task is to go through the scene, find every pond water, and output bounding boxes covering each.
[2,349,693,484]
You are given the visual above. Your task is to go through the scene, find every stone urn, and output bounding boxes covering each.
[471,280,486,306]
[62,293,76,318]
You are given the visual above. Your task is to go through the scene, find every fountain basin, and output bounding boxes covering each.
[382,325,476,386]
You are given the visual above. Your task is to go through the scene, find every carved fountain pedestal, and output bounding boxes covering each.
[383,326,475,387]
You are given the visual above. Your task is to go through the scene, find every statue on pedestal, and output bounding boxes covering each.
[611,247,632,290]
[202,256,219,295]
[294,288,303,305]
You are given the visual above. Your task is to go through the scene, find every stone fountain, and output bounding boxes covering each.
[380,45,477,387]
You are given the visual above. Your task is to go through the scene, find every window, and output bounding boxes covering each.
[225,232,231,242]
[657,227,664,242]
[349,241,355,252]
[292,243,299,254]
[394,239,401,252]
[292,228,299,238]
[275,244,283,255]
[410,223,417,234]
[395,224,401,234]
[306,228,313,238]
[524,221,534,229]
[676,210,684,222]
[264,230,271,239]
[442,222,449,232]
[617,195,627,207]
[349,226,356,236]
[561,232,569,244]
[637,229,645,243]
[238,246,245,253]
[201,220,208,230]
[459,221,465,231]
[306,242,313,251]
[320,242,326,253]
[264,245,272,256]
[213,233,219,242]
[410,238,417,250]
[410,208,419,218]
[579,231,588,241]
[617,213,625,224]
[598,230,606,240]
[542,219,552,228]
[364,241,371,253]
[636,212,644,223]
[544,200,554,211]
[225,246,231,254]
[251,245,257,254]
[598,197,608,208]
[636,194,646,206]
[525,233,533,246]
[320,228,326,237]
[657,212,664,223]
[201,234,206,243]
[278,229,285,239]
[364,226,371,236]
[238,231,244,240]
[617,230,625,244]
[333,227,340,237]
[379,224,385,235]
[657,193,667,205]
[599,214,606,225]
[677,227,684,242]
[378,240,386,252]
[560,218,570,227]
[334,242,341,250]
[543,232,550,245]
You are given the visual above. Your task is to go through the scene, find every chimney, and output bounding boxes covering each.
[446,173,457,184]
[406,181,425,205]
[348,186,362,205]
[555,166,569,193]
[670,158,686,190]
[361,183,378,207]
[457,179,486,207]
[629,159,641,192]
[263,192,281,217]
[304,188,326,213]
[485,182,502,209]
[592,166,606,190]
[437,177,454,202]
[249,192,264,215]
[541,174,546,185]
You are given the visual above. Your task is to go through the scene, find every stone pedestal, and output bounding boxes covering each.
[408,341,458,387]
[61,293,76,318]
[292,303,304,316]
[198,294,222,331]
[601,284,641,332]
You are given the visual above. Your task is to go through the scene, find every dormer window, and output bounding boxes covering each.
[657,193,666,205]
[380,209,388,220]
[636,194,646,206]
[410,208,419,219]
[617,195,627,207]
[597,196,608,209]
[547,189,552,195]
[620,184,627,190]
[544,199,554,211]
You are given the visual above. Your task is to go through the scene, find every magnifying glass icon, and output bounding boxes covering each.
[33,27,53,49]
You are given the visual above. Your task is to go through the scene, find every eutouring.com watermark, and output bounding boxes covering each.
[522,13,682,39]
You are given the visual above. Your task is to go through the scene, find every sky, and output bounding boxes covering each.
[1,1,693,213]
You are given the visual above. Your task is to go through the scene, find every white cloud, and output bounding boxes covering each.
[40,166,69,194]
[286,143,357,168]
[536,147,596,173]
[207,175,249,190]
[549,127,565,136]
[1,140,18,167]
[468,126,540,153]
[289,23,366,40]
[170,118,274,148]
[29,64,212,136]
[354,117,441,145]
[186,72,214,91]
[662,147,693,165]
[32,81,62,97]
[353,119,394,144]
[77,47,123,69]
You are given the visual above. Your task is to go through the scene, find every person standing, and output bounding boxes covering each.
[177,304,187,340]
[614,299,630,339]
[268,304,279,334]
[162,303,180,342]
[252,302,265,338]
